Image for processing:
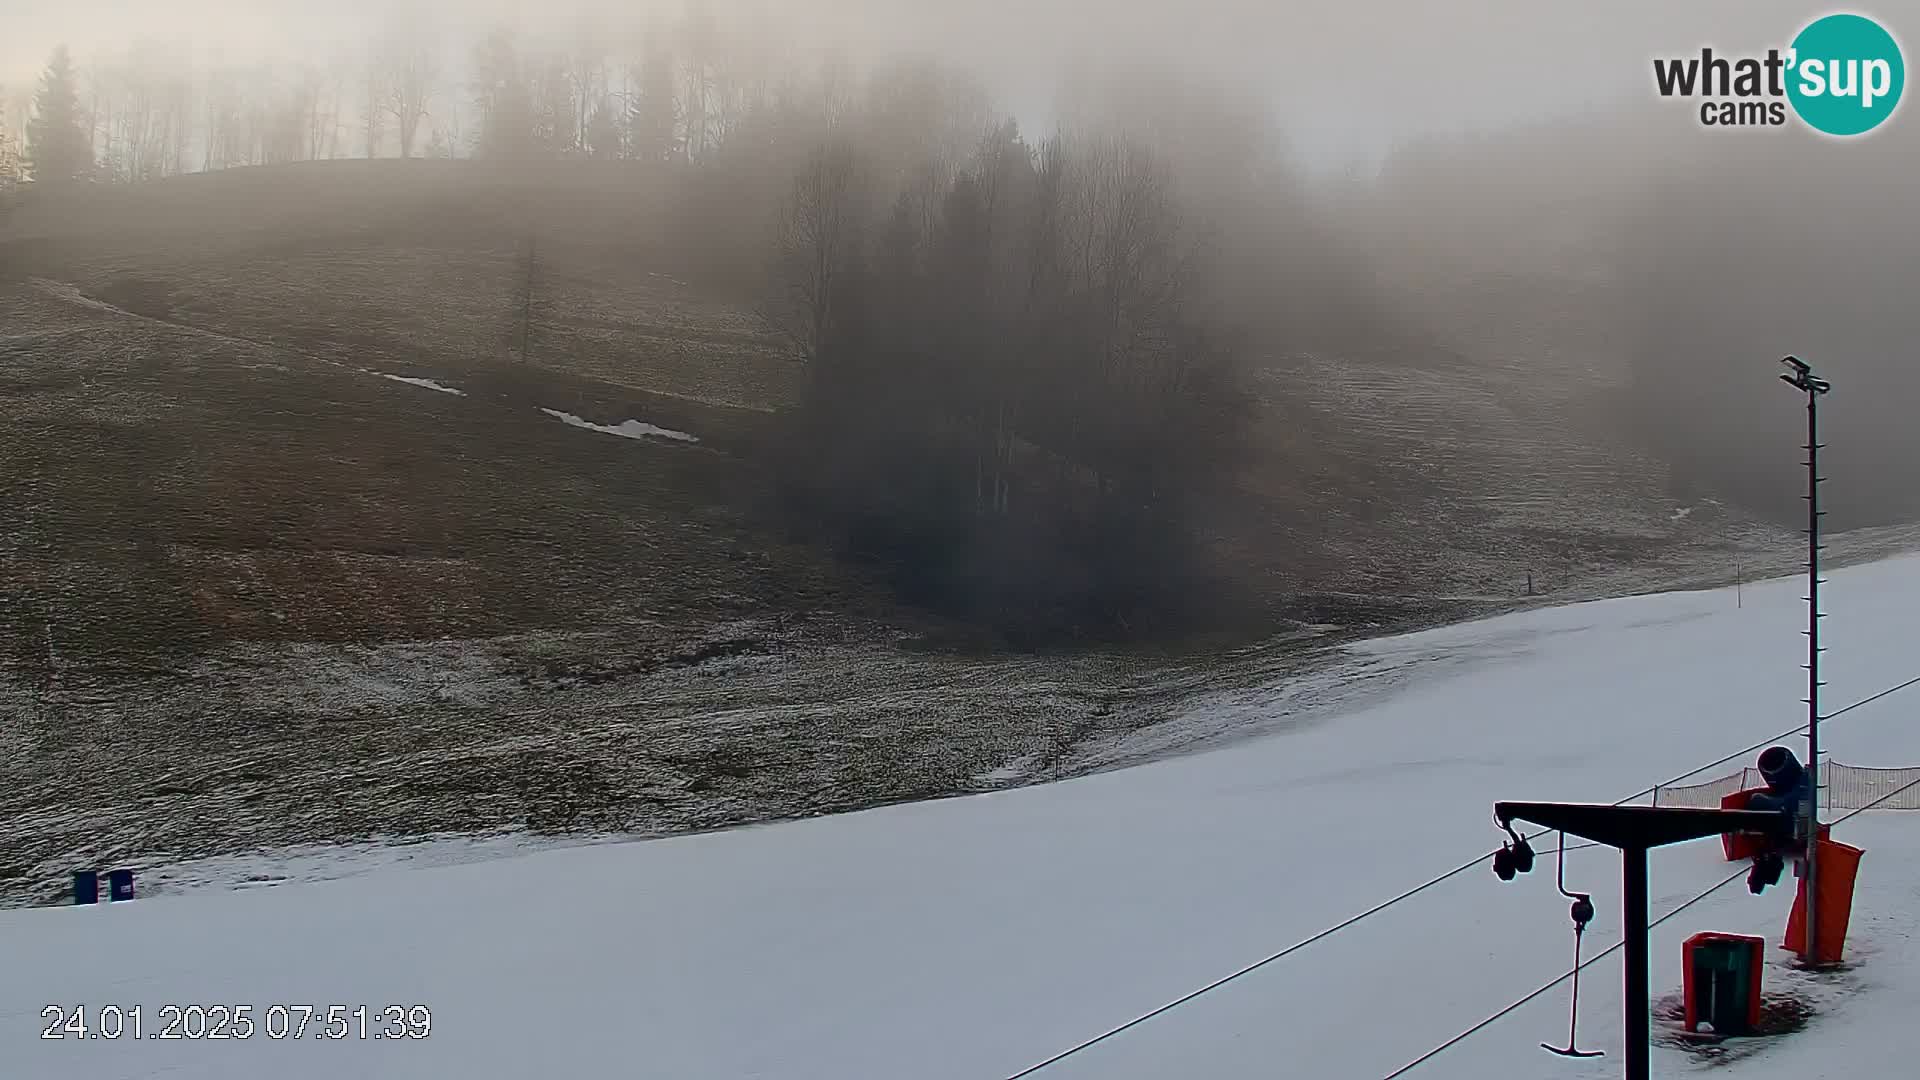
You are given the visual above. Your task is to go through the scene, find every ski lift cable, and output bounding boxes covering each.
[1545,670,1920,827]
[1000,850,1505,1080]
[1625,671,1920,804]
[999,673,1918,1080]
[1825,672,1920,722]
[1381,770,1920,1080]
[1378,863,1750,1080]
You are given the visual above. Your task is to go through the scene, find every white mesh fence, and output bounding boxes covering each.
[1650,761,1920,810]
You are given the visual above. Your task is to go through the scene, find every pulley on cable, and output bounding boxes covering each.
[1492,817,1534,880]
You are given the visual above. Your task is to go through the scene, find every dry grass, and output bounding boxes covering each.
[0,274,862,667]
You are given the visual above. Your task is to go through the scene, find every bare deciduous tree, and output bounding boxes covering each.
[585,98,623,160]
[533,58,577,155]
[567,27,609,157]
[0,85,27,183]
[472,27,534,160]
[359,54,386,158]
[0,85,21,188]
[625,35,679,163]
[379,34,436,159]
[772,140,865,365]
[201,68,243,171]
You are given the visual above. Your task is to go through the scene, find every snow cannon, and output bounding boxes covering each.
[1747,746,1810,813]
[1723,747,1814,882]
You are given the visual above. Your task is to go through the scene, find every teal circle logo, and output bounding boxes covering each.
[1787,13,1905,135]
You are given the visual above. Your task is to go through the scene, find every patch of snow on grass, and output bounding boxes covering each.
[541,407,699,443]
[974,754,1039,785]
[367,371,466,395]
[31,278,133,317]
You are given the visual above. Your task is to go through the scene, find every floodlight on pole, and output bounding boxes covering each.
[1778,355,1830,965]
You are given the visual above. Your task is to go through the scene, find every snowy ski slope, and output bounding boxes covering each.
[4,555,1918,1080]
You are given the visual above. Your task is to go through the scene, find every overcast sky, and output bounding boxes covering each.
[0,1,1872,160]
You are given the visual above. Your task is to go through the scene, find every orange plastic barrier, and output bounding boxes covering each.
[1783,838,1863,964]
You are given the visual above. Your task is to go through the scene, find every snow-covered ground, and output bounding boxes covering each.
[4,556,1917,1080]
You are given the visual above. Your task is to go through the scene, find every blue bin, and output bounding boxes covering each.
[108,869,134,902]
[73,871,99,905]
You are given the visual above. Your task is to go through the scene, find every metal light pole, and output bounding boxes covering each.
[1779,355,1830,964]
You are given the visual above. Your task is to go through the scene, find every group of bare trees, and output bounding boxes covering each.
[5,36,428,182]
[768,92,1253,638]
[88,53,195,181]
[4,7,787,185]
[468,16,770,166]
[0,86,21,188]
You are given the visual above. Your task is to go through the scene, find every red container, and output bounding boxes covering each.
[1682,933,1765,1034]
[1784,838,1862,964]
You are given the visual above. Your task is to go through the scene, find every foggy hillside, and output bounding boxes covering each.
[3,0,1919,905]
[1348,101,1920,532]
